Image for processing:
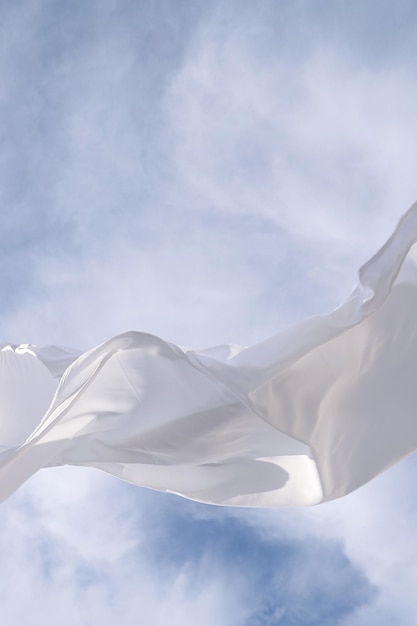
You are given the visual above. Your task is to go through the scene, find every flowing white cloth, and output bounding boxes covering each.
[2,203,417,507]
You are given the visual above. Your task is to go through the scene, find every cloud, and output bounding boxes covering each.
[0,467,375,626]
[2,1,417,624]
[4,0,417,347]
[165,7,417,296]
[134,491,375,625]
[0,469,244,626]
[226,457,417,625]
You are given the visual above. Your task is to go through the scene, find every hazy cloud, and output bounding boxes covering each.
[1,1,417,624]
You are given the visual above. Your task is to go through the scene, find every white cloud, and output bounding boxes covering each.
[2,1,417,624]
[165,13,417,285]
[0,469,251,626]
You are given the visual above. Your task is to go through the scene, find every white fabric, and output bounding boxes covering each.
[2,203,417,507]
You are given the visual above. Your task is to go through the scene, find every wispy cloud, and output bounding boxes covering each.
[1,0,417,623]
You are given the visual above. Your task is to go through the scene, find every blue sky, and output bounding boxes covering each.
[2,0,417,623]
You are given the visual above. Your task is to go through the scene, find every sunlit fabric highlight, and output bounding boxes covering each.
[2,203,417,507]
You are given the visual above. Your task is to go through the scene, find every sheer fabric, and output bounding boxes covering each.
[2,203,417,506]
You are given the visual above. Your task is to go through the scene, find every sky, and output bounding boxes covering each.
[1,0,417,623]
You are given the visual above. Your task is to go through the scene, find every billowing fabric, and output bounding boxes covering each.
[2,203,417,507]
